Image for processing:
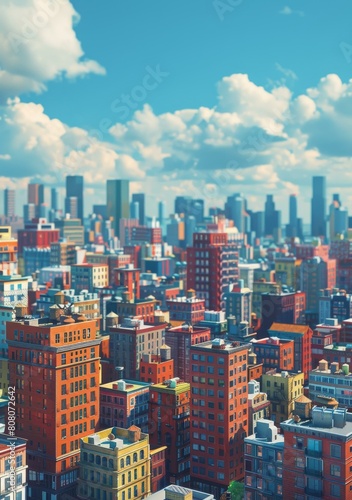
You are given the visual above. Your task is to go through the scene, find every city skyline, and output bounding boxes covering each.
[1,1,352,219]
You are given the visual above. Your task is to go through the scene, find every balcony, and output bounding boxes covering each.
[304,467,322,478]
[304,487,322,497]
[305,448,322,458]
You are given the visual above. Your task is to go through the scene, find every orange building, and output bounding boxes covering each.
[0,226,18,275]
[7,312,101,499]
[113,263,140,299]
[140,346,174,384]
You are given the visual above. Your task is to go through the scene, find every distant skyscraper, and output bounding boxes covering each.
[158,201,165,225]
[311,176,326,238]
[51,188,59,211]
[23,203,36,222]
[132,193,145,225]
[264,195,280,236]
[175,196,204,223]
[287,194,298,237]
[130,201,140,221]
[4,189,15,218]
[28,183,44,205]
[28,183,44,218]
[65,196,78,219]
[225,193,245,232]
[106,180,130,238]
[66,175,83,222]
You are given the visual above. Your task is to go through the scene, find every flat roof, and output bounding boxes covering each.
[100,380,150,392]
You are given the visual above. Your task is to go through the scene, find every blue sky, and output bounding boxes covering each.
[1,0,352,220]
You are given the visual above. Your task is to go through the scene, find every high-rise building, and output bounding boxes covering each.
[225,279,252,326]
[190,339,250,497]
[23,203,36,223]
[51,187,59,211]
[165,324,211,382]
[7,313,101,498]
[66,175,84,222]
[107,180,130,238]
[299,257,336,313]
[259,290,306,333]
[175,196,204,223]
[187,232,239,310]
[28,183,44,205]
[158,201,165,230]
[109,318,167,380]
[130,200,140,221]
[65,195,78,219]
[281,406,352,499]
[149,379,191,486]
[132,193,145,225]
[4,188,15,218]
[311,175,327,238]
[225,193,245,232]
[286,193,298,237]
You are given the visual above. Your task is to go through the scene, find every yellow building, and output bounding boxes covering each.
[78,426,151,500]
[252,280,281,318]
[261,370,304,426]
[274,257,301,289]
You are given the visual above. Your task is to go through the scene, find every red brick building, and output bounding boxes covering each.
[166,289,205,325]
[7,313,101,498]
[190,339,250,498]
[149,379,190,486]
[251,337,295,373]
[150,447,167,493]
[165,324,211,382]
[140,347,174,384]
[113,264,140,299]
[281,406,352,500]
[268,323,313,383]
[100,379,150,432]
[295,243,330,261]
[187,232,239,310]
[259,291,306,335]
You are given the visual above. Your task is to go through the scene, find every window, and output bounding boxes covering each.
[330,444,341,458]
[331,484,340,498]
[331,464,341,477]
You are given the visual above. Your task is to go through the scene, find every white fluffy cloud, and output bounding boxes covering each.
[0,0,105,101]
[2,69,352,216]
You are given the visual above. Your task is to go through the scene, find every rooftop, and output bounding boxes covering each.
[191,338,250,353]
[100,379,151,393]
[281,407,352,438]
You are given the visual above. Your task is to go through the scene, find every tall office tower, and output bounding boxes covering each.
[287,194,298,237]
[132,193,145,225]
[7,314,101,498]
[66,175,84,222]
[175,196,204,224]
[299,257,337,313]
[4,188,15,218]
[311,175,327,238]
[185,215,196,247]
[225,193,245,232]
[264,194,276,235]
[130,200,140,221]
[65,196,78,218]
[28,183,44,218]
[28,183,44,205]
[158,201,165,225]
[187,232,239,310]
[190,339,250,497]
[249,211,264,238]
[106,180,130,238]
[51,187,59,211]
[23,203,36,222]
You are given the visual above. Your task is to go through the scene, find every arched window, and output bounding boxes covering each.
[96,455,101,465]
[120,458,124,468]
[133,452,138,463]
[126,456,131,466]
[108,459,113,468]
[140,450,144,460]
[102,457,107,467]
